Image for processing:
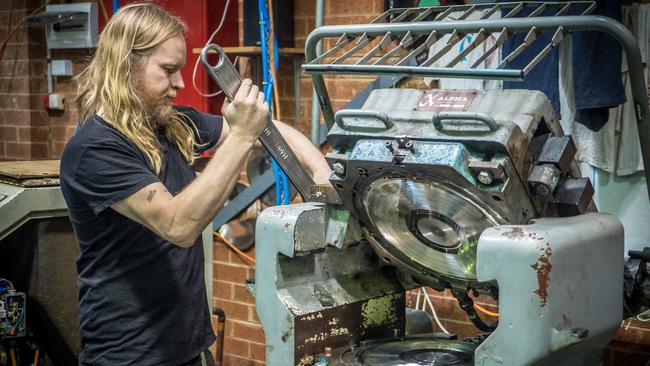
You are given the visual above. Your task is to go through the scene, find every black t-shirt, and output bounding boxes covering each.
[60,107,223,366]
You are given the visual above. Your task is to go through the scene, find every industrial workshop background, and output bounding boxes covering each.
[1,0,650,365]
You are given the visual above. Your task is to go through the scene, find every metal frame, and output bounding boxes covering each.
[304,13,650,194]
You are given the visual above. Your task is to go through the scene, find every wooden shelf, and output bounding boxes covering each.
[192,46,304,56]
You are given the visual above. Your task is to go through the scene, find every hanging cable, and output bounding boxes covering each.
[266,0,282,120]
[422,287,451,334]
[191,0,232,97]
[259,0,290,205]
[98,0,110,24]
[0,0,51,60]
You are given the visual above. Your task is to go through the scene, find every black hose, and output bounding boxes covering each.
[212,307,226,366]
[451,288,498,333]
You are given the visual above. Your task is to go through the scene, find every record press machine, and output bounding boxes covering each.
[247,3,650,366]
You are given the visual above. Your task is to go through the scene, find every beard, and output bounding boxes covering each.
[133,83,176,128]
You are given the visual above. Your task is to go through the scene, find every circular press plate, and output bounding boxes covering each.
[337,338,476,366]
[361,178,502,281]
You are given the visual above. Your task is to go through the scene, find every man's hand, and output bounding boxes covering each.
[222,79,268,144]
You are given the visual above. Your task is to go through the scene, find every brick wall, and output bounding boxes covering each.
[0,0,49,160]
[0,1,86,161]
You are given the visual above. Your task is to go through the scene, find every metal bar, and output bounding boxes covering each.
[498,26,539,68]
[391,8,416,23]
[412,7,434,22]
[332,33,372,64]
[522,26,565,75]
[503,3,525,19]
[355,32,394,65]
[420,30,462,67]
[373,31,414,65]
[303,64,524,80]
[582,2,596,15]
[554,3,572,17]
[395,30,440,66]
[457,5,477,20]
[527,3,547,18]
[446,29,488,67]
[470,29,509,68]
[313,34,352,64]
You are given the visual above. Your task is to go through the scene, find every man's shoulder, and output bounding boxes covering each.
[61,116,141,171]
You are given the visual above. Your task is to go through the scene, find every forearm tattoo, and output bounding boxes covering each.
[146,189,157,202]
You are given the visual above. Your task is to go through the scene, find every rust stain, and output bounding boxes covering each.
[531,242,552,307]
[502,227,545,241]
[502,227,526,240]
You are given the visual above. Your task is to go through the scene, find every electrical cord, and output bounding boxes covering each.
[191,0,232,97]
[0,0,51,60]
[474,303,499,318]
[422,287,451,334]
[213,231,255,265]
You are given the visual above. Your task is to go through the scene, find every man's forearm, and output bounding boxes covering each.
[274,120,332,184]
[166,134,253,244]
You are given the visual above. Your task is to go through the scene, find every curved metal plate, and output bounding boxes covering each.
[337,337,476,366]
[362,178,501,281]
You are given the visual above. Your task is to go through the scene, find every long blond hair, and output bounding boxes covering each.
[76,2,197,174]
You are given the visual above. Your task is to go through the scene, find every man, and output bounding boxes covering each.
[60,3,331,365]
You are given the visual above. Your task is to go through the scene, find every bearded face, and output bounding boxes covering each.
[131,35,187,128]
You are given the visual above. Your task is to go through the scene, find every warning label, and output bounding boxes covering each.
[415,91,476,112]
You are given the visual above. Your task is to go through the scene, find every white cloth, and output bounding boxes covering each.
[559,4,648,176]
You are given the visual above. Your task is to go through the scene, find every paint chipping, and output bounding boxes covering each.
[361,296,397,329]
[502,227,526,240]
[531,242,552,307]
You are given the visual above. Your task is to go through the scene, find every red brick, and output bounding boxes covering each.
[249,341,266,362]
[233,283,254,303]
[248,306,261,323]
[214,240,233,263]
[0,94,29,109]
[294,1,315,18]
[18,126,49,142]
[0,126,18,141]
[52,142,67,159]
[215,262,252,284]
[224,354,261,366]
[30,142,48,159]
[5,142,29,158]
[215,299,250,322]
[231,321,265,344]
[214,280,232,300]
[0,60,27,76]
[0,77,28,93]
[222,337,250,358]
[51,126,69,142]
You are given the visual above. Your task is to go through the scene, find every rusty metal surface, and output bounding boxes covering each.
[294,295,405,366]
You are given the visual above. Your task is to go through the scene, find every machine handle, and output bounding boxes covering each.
[200,44,242,101]
[200,44,317,202]
[334,109,394,131]
[432,112,499,134]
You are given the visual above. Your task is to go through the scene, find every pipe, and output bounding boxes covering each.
[310,0,324,145]
[212,307,226,366]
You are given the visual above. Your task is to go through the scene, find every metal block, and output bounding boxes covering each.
[554,178,594,217]
[528,164,561,197]
[537,135,577,173]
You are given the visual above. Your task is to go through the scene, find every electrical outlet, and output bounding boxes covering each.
[51,59,73,76]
